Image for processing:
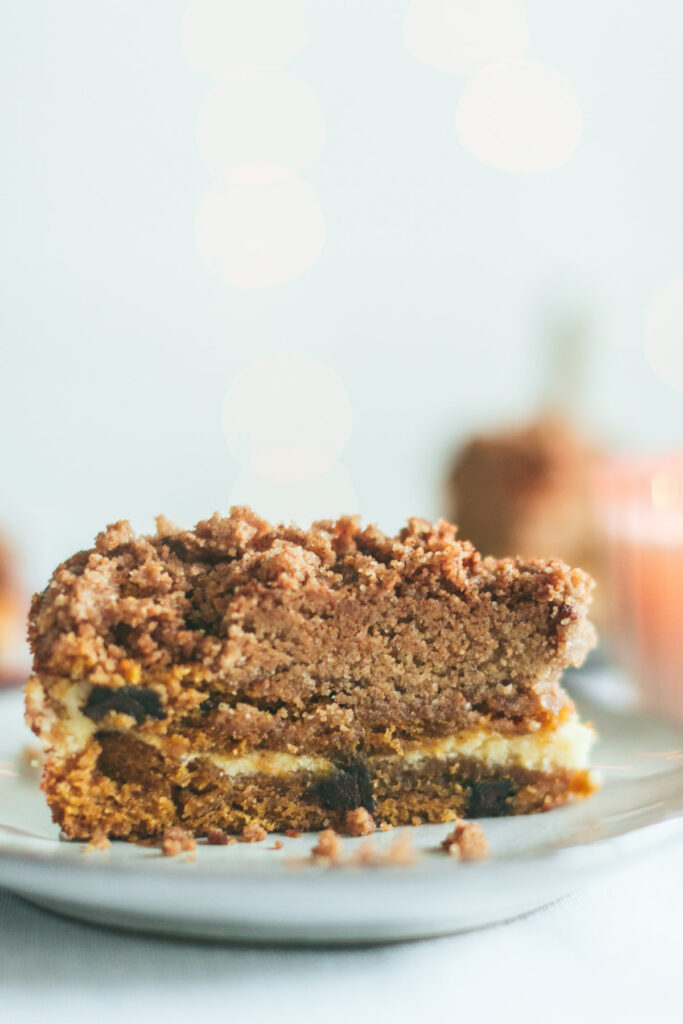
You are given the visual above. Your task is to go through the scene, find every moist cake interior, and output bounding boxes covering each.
[25,508,597,839]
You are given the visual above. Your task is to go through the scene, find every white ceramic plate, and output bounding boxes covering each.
[2,677,683,944]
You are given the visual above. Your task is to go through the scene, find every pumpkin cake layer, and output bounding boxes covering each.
[25,508,598,839]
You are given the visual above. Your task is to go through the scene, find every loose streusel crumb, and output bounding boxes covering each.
[382,833,417,866]
[207,827,236,846]
[351,833,417,867]
[353,839,377,863]
[379,821,394,832]
[311,828,342,861]
[272,840,284,850]
[84,831,110,853]
[345,807,376,837]
[241,823,267,843]
[441,820,489,861]
[309,830,416,868]
[161,827,197,857]
[285,829,302,838]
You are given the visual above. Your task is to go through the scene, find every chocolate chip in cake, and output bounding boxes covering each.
[467,779,514,817]
[95,734,166,785]
[83,685,165,724]
[312,761,375,812]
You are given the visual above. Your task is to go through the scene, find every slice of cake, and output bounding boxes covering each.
[25,508,598,840]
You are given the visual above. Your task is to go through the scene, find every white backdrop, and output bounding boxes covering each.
[2,0,683,594]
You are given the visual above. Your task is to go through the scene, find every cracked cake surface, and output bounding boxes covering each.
[25,507,598,839]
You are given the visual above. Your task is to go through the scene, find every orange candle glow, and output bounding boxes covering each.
[598,457,683,721]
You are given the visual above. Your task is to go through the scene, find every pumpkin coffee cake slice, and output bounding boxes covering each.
[25,508,598,840]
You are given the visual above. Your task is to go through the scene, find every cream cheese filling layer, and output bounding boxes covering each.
[205,716,595,777]
[42,681,594,776]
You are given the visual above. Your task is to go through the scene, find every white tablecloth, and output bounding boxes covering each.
[2,836,681,1024]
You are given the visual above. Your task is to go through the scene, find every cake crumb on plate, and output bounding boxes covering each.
[309,829,417,868]
[161,827,196,857]
[311,828,342,861]
[345,807,376,836]
[84,831,110,853]
[207,827,236,846]
[241,823,267,843]
[441,821,488,861]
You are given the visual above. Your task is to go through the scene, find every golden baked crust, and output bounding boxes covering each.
[26,507,598,839]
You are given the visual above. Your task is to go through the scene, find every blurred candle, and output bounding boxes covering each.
[597,456,683,720]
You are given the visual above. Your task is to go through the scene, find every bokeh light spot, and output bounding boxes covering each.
[404,0,528,76]
[182,0,307,78]
[222,354,353,483]
[645,279,683,394]
[195,165,325,287]
[197,72,324,175]
[456,58,582,173]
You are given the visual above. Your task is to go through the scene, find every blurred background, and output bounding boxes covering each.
[2,1,683,691]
